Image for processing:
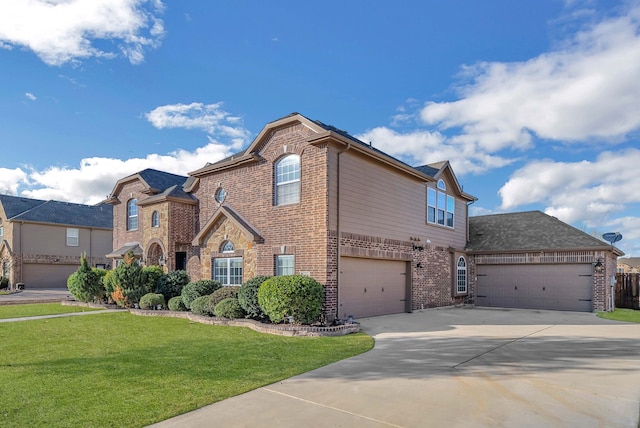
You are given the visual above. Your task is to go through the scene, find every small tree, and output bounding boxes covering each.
[143,266,164,294]
[156,270,190,302]
[110,251,149,307]
[67,253,104,302]
[258,275,324,324]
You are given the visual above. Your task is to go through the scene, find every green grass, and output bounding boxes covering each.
[0,312,374,427]
[598,308,640,323]
[0,303,102,319]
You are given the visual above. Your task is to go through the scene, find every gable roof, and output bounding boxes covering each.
[468,211,624,255]
[414,160,476,202]
[0,194,112,229]
[618,257,640,268]
[192,205,263,246]
[137,184,198,207]
[106,168,189,203]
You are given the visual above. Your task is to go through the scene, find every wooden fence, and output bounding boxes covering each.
[615,273,640,309]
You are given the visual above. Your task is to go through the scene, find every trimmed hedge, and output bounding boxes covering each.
[238,276,271,319]
[156,270,190,302]
[206,286,239,315]
[167,296,187,311]
[214,298,245,319]
[181,280,221,309]
[190,295,212,316]
[258,275,324,324]
[139,293,165,310]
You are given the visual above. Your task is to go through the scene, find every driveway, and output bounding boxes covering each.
[150,307,640,427]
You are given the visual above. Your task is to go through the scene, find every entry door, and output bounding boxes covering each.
[175,252,187,271]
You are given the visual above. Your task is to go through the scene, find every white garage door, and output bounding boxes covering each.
[23,264,77,289]
[476,264,593,312]
[339,257,409,319]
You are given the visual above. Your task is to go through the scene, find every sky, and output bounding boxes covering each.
[1,0,639,257]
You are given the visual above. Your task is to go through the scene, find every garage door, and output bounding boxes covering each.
[476,264,593,312]
[339,257,409,319]
[23,264,77,289]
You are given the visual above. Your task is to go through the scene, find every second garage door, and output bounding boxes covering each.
[23,263,78,289]
[338,257,409,319]
[476,264,593,312]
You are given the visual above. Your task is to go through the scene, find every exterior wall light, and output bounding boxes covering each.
[594,259,604,273]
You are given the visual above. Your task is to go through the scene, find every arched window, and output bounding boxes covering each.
[275,154,300,205]
[437,179,446,190]
[456,256,467,294]
[127,199,138,231]
[221,240,235,253]
[151,211,159,228]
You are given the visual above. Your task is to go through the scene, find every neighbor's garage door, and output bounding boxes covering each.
[23,264,77,289]
[476,264,593,312]
[339,257,409,319]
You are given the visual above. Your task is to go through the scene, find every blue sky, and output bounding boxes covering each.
[1,0,639,257]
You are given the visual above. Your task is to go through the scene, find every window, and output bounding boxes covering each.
[456,257,467,294]
[151,211,159,228]
[215,187,227,203]
[427,185,455,228]
[0,225,3,239]
[275,155,300,205]
[66,228,79,246]
[213,257,243,286]
[221,240,235,253]
[275,255,294,276]
[127,199,138,231]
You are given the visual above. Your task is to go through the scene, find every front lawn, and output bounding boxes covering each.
[598,308,640,323]
[0,302,102,319]
[0,312,373,427]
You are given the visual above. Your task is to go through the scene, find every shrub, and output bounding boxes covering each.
[0,276,9,289]
[182,279,221,309]
[190,295,212,316]
[168,296,187,311]
[67,253,104,302]
[139,293,165,310]
[258,275,325,324]
[214,298,245,319]
[206,286,239,315]
[109,252,149,307]
[156,270,190,302]
[102,269,117,297]
[238,276,271,319]
[143,266,164,293]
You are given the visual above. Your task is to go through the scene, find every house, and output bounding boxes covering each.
[0,194,113,289]
[618,257,640,273]
[467,211,623,312]
[106,113,477,320]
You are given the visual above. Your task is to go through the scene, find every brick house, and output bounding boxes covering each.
[106,113,477,320]
[0,194,113,289]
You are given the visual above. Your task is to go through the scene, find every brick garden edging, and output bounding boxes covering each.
[61,300,360,337]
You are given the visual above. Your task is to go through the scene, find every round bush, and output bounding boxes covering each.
[214,298,245,319]
[168,296,187,311]
[238,276,271,319]
[181,279,221,309]
[139,293,165,310]
[258,275,325,324]
[156,270,190,302]
[206,286,239,315]
[190,295,212,316]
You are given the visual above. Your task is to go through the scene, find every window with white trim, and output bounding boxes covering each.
[275,255,294,276]
[66,228,79,247]
[0,225,3,239]
[151,211,159,228]
[127,199,138,231]
[456,256,467,294]
[427,181,455,228]
[275,155,300,205]
[213,257,243,286]
[215,187,226,203]
[221,240,234,253]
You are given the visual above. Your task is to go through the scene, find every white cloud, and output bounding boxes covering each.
[25,92,36,101]
[146,102,251,149]
[420,4,640,150]
[499,148,640,226]
[0,0,165,66]
[0,168,29,195]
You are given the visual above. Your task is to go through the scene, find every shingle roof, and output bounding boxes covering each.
[413,164,440,177]
[619,257,640,268]
[0,194,112,229]
[468,211,612,252]
[136,169,188,191]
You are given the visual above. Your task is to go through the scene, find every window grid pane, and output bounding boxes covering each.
[276,255,294,276]
[276,156,300,205]
[457,257,467,293]
[214,259,228,285]
[127,199,138,231]
[229,258,243,285]
[277,181,300,205]
[66,228,79,247]
[213,257,243,286]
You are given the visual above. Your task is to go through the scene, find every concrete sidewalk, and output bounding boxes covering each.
[149,307,640,428]
[0,288,71,305]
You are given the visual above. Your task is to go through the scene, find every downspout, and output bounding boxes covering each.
[336,142,351,321]
[19,221,23,283]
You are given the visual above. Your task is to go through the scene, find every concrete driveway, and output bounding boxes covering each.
[151,307,640,427]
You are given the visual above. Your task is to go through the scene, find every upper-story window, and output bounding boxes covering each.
[151,211,159,228]
[221,240,235,253]
[215,187,226,204]
[275,154,300,205]
[427,181,455,228]
[127,199,138,231]
[66,228,79,246]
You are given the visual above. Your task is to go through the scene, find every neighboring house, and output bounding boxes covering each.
[468,211,623,312]
[0,194,113,289]
[106,113,477,320]
[618,257,640,273]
